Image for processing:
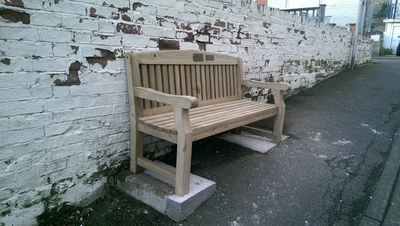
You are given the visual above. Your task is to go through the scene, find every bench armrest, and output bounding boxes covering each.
[134,87,199,109]
[241,79,291,91]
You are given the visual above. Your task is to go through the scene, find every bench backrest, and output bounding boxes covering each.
[125,50,244,117]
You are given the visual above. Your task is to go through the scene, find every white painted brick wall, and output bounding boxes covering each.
[0,0,372,224]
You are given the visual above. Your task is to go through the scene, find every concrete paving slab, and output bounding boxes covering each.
[117,165,216,222]
[217,133,288,153]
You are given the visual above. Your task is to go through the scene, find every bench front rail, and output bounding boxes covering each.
[125,51,290,196]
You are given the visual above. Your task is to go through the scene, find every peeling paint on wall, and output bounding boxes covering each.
[0,8,30,24]
[54,61,82,86]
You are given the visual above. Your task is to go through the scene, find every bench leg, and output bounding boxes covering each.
[130,127,144,174]
[174,108,193,196]
[272,90,286,143]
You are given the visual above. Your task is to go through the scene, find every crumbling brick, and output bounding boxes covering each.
[133,2,145,10]
[1,58,11,65]
[0,9,30,24]
[54,61,82,86]
[4,0,24,8]
[86,49,116,68]
[116,23,141,34]
[158,39,180,50]
[89,7,106,18]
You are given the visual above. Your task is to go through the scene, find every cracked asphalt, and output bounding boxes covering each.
[40,58,400,226]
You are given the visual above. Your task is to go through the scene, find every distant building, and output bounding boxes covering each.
[383,19,400,53]
[382,0,400,53]
[268,0,376,33]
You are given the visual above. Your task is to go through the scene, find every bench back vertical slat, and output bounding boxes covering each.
[168,65,175,95]
[195,65,202,100]
[127,50,243,117]
[200,65,206,100]
[178,65,185,95]
[140,65,151,109]
[215,65,224,98]
[162,65,169,99]
[232,65,238,96]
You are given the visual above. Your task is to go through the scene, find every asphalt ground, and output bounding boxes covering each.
[39,57,400,226]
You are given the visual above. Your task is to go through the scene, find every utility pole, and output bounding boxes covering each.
[361,0,367,35]
[351,0,364,70]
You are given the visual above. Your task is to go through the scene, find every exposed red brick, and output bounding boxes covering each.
[0,9,30,24]
[209,27,220,35]
[86,48,116,69]
[113,49,124,58]
[257,40,264,46]
[79,18,83,23]
[89,7,105,18]
[111,12,119,20]
[181,23,192,31]
[136,17,144,24]
[198,25,211,34]
[0,58,11,65]
[158,39,180,50]
[116,23,141,35]
[71,46,79,54]
[69,61,81,70]
[121,14,131,22]
[133,2,144,10]
[5,0,24,8]
[174,21,179,29]
[117,7,129,12]
[157,17,166,26]
[54,61,82,86]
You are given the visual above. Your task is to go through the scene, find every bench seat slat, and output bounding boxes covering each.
[143,101,261,130]
[165,103,274,132]
[138,100,278,137]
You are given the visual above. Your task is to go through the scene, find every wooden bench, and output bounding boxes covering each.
[125,50,290,196]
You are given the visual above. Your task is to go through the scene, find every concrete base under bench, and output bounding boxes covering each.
[117,166,216,222]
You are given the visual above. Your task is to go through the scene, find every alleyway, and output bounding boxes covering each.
[39,58,400,226]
